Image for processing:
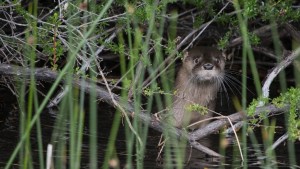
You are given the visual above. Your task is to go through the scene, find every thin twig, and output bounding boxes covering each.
[284,23,300,42]
[188,113,244,161]
[98,66,144,148]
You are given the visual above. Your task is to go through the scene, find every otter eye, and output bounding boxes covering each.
[194,58,199,64]
[214,58,220,64]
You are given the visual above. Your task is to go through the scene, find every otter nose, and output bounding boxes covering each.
[203,63,214,70]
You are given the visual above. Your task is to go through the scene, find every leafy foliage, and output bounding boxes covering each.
[247,97,269,117]
[272,87,300,140]
[247,88,300,140]
[185,103,208,115]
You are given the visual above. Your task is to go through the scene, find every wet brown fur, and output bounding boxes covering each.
[172,46,225,129]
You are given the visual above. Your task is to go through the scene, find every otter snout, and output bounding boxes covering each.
[203,63,214,70]
[192,61,222,81]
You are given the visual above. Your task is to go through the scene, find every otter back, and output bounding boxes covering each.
[172,46,225,129]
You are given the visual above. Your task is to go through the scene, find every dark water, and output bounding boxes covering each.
[0,87,299,168]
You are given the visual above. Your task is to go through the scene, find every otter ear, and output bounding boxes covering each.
[222,48,235,60]
[183,51,189,61]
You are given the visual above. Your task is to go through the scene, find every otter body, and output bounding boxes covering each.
[172,46,225,129]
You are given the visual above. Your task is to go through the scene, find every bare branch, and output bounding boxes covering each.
[189,104,289,141]
[261,47,300,104]
[0,63,291,157]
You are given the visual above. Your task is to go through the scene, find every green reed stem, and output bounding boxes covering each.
[34,89,45,169]
[123,10,134,166]
[241,46,248,169]
[232,1,248,167]
[76,85,85,168]
[118,26,133,169]
[17,77,26,169]
[269,7,295,167]
[248,129,265,166]
[69,86,76,169]
[270,22,287,92]
[285,112,297,166]
[5,1,113,168]
[52,94,68,169]
[264,119,277,169]
[102,110,122,169]
[89,77,98,169]
[101,23,126,169]
[233,1,262,96]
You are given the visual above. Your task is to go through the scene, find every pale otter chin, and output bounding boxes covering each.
[172,46,225,129]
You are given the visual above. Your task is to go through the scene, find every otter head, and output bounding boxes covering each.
[182,46,225,83]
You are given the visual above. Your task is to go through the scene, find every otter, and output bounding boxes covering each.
[172,46,225,129]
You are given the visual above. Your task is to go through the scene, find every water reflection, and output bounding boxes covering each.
[0,88,299,168]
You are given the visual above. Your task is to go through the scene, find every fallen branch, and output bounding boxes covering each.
[0,64,190,152]
[189,104,289,141]
[0,63,290,156]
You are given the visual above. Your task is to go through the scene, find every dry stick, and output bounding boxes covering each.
[0,64,289,156]
[156,135,167,161]
[47,88,68,108]
[80,28,120,72]
[188,113,244,161]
